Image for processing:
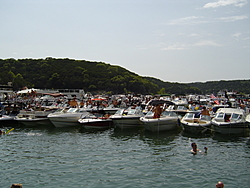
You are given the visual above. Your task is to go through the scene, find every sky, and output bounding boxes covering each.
[0,0,249,83]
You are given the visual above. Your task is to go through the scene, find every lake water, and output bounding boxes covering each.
[1,125,250,188]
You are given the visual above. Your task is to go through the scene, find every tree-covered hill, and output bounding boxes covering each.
[0,58,249,95]
[188,80,250,94]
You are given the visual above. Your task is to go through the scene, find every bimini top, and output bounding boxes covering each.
[147,99,175,106]
[215,108,245,115]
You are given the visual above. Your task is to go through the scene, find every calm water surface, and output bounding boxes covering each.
[1,126,250,188]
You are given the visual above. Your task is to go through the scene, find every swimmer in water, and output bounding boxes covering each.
[204,147,208,153]
[191,142,200,154]
[10,184,23,188]
[216,181,224,188]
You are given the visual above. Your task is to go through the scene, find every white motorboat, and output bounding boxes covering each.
[0,114,15,125]
[48,108,88,128]
[78,110,113,130]
[14,109,54,127]
[246,113,250,123]
[140,110,180,132]
[211,108,249,134]
[168,105,195,117]
[180,112,211,133]
[110,107,144,128]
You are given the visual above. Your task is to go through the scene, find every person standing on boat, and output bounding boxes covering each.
[69,98,78,108]
[153,104,163,118]
[201,107,210,116]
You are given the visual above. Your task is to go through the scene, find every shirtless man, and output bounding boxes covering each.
[153,104,163,118]
[201,107,210,116]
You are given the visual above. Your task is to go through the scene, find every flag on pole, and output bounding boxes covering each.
[210,94,220,105]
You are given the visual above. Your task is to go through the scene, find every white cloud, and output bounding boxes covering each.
[161,40,222,51]
[218,15,248,21]
[194,40,222,47]
[166,16,206,25]
[204,0,248,8]
[231,32,241,37]
[161,43,188,50]
[188,33,200,37]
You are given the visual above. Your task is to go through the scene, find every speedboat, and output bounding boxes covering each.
[0,114,15,125]
[0,109,17,126]
[180,112,211,133]
[78,110,113,130]
[168,105,194,117]
[211,108,249,134]
[109,107,144,128]
[48,108,88,128]
[246,113,250,123]
[140,110,180,132]
[14,109,54,127]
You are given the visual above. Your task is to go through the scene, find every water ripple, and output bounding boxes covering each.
[0,128,249,187]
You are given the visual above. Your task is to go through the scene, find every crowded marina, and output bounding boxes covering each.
[1,87,250,135]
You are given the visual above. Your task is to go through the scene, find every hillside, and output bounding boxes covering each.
[0,58,249,95]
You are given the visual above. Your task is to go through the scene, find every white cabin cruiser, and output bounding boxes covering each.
[180,112,211,133]
[211,108,249,134]
[48,108,88,128]
[140,110,180,132]
[78,110,113,130]
[110,107,144,128]
[14,109,55,127]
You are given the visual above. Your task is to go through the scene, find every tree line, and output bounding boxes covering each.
[0,58,249,95]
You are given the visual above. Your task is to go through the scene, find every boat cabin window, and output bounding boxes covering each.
[162,111,177,116]
[67,108,78,113]
[114,109,124,115]
[185,113,195,119]
[194,113,201,118]
[231,113,240,120]
[167,105,175,110]
[176,106,187,110]
[216,112,224,119]
[200,115,211,121]
[145,111,154,116]
[127,109,136,115]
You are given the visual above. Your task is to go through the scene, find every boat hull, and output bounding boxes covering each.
[79,119,113,130]
[47,111,85,128]
[15,118,53,127]
[212,122,249,134]
[181,119,211,133]
[48,117,81,127]
[111,116,143,128]
[141,117,179,132]
[0,115,17,126]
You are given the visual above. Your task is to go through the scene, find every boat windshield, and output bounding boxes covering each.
[216,112,224,119]
[176,106,187,110]
[67,108,79,113]
[127,107,142,115]
[200,115,211,121]
[162,111,177,116]
[53,108,67,113]
[127,109,136,115]
[114,109,125,115]
[231,113,241,120]
[184,113,195,119]
[145,111,154,116]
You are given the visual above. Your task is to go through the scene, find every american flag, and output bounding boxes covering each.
[210,94,220,105]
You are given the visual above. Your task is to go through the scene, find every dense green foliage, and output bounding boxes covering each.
[0,58,159,94]
[0,58,249,95]
[189,80,250,94]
